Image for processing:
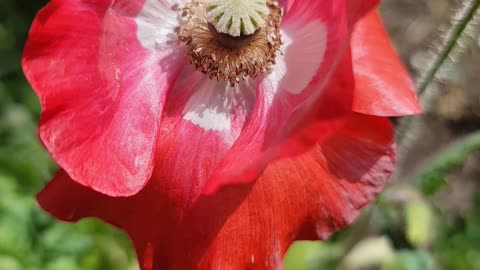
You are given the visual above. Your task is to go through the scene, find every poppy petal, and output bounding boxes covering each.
[282,0,380,22]
[38,113,394,270]
[154,0,387,195]
[152,66,257,200]
[23,0,186,196]
[351,11,421,116]
[203,53,356,194]
[37,170,123,225]
[199,0,366,194]
[345,0,381,23]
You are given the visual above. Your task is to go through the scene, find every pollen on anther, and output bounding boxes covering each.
[175,0,282,86]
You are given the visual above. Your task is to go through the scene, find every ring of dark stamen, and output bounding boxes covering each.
[175,0,282,86]
[208,23,260,50]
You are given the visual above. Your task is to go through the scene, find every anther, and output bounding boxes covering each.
[176,0,282,85]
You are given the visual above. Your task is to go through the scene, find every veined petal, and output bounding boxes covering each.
[38,113,395,270]
[351,11,421,116]
[161,0,369,194]
[152,66,257,203]
[22,0,186,196]
[203,49,357,194]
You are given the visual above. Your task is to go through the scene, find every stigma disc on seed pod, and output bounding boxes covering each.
[205,0,269,37]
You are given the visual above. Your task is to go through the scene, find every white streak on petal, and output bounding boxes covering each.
[268,20,327,95]
[136,0,188,51]
[183,78,256,134]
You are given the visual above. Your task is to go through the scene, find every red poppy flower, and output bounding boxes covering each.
[23,0,420,269]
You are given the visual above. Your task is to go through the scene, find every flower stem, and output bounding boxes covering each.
[416,0,480,96]
[397,0,480,147]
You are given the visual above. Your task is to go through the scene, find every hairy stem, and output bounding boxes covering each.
[397,0,480,151]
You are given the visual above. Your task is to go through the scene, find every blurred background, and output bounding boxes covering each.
[0,0,479,269]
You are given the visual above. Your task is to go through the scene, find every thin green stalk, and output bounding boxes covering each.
[397,0,480,146]
[416,0,480,96]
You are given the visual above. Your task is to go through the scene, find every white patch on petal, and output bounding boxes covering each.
[268,20,327,95]
[136,0,188,51]
[183,78,256,133]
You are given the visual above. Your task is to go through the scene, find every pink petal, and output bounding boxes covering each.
[351,11,421,116]
[22,0,185,196]
[150,0,370,195]
[153,66,257,202]
[203,51,357,194]
[345,0,381,23]
[282,0,380,23]
[38,113,395,270]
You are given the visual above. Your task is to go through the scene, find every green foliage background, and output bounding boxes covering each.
[1,0,479,269]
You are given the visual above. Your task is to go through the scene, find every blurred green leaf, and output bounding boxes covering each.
[284,242,323,270]
[45,257,79,270]
[394,250,435,270]
[405,201,434,247]
[0,255,22,270]
[340,236,395,270]
[414,131,480,195]
[0,216,32,259]
[40,224,93,256]
[285,242,341,270]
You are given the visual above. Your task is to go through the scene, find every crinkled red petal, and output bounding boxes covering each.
[38,113,395,270]
[201,0,383,194]
[203,51,356,194]
[144,0,375,196]
[22,0,184,196]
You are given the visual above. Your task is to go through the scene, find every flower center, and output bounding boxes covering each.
[174,0,282,86]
